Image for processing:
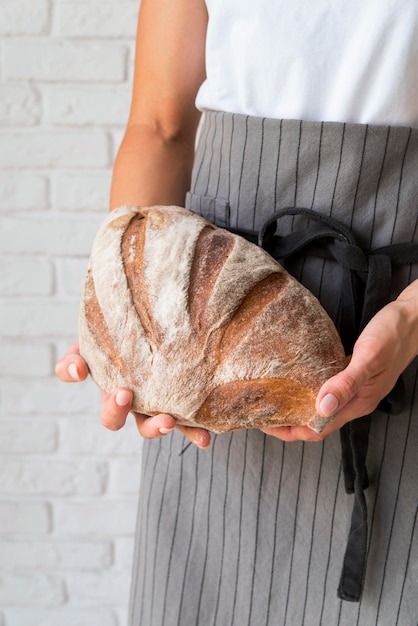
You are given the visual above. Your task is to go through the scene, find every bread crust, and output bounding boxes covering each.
[79,205,347,433]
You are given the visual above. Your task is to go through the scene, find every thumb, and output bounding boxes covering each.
[316,357,370,418]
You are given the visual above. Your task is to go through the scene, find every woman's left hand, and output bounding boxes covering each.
[261,279,418,442]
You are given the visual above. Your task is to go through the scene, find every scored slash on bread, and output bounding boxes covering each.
[79,205,346,433]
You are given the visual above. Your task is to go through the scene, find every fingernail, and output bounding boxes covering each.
[116,390,131,407]
[319,393,339,417]
[159,427,174,435]
[68,363,79,381]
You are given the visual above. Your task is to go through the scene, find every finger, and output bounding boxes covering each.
[261,397,357,442]
[62,341,80,357]
[134,412,177,438]
[55,343,89,383]
[315,355,372,418]
[134,413,211,447]
[261,425,325,443]
[321,390,382,426]
[101,388,133,431]
[175,424,211,448]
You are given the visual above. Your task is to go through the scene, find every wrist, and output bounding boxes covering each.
[395,279,418,360]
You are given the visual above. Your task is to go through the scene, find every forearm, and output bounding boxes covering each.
[109,0,206,211]
[109,121,199,211]
[395,277,418,360]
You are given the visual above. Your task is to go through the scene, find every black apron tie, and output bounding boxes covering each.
[227,207,418,602]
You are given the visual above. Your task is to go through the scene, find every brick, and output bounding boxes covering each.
[0,540,111,570]
[0,377,100,415]
[114,608,128,626]
[3,41,127,82]
[108,458,141,495]
[0,420,57,454]
[0,459,107,496]
[54,500,137,536]
[113,537,134,570]
[0,301,80,338]
[0,0,50,36]
[0,131,110,169]
[0,257,54,296]
[0,502,50,534]
[59,417,142,456]
[0,215,101,255]
[4,608,117,626]
[58,258,89,297]
[55,1,138,38]
[0,341,53,376]
[0,574,65,607]
[45,85,130,126]
[0,85,41,126]
[0,173,48,211]
[65,571,130,606]
[52,172,111,211]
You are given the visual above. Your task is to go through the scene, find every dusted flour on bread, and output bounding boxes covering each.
[79,205,346,433]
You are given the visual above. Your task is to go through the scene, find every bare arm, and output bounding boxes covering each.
[110,0,207,209]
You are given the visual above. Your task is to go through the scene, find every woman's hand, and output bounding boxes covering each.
[262,279,418,443]
[55,342,211,448]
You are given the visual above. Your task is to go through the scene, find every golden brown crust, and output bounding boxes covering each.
[188,226,235,334]
[83,269,131,379]
[79,205,347,433]
[218,272,290,363]
[192,378,317,433]
[121,213,163,347]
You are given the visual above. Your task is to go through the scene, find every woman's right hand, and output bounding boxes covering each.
[55,342,211,448]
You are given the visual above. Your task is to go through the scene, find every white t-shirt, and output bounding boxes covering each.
[196,0,418,127]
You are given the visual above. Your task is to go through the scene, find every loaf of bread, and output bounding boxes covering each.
[79,205,346,433]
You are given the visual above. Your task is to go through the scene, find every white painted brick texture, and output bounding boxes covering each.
[0,2,142,623]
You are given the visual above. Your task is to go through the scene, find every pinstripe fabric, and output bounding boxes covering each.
[129,113,418,626]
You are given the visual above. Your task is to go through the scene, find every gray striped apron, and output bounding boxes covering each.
[129,113,418,626]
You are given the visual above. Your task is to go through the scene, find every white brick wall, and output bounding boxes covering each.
[0,2,142,624]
